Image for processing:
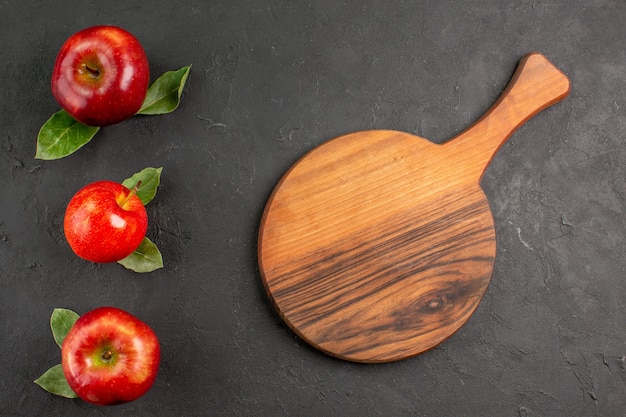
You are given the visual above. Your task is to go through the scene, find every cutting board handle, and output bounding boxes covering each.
[445,52,570,179]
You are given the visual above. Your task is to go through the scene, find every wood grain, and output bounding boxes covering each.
[258,53,570,362]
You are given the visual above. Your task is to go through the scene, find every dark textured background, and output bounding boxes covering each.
[1,1,624,416]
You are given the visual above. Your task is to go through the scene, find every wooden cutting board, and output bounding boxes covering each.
[258,53,570,363]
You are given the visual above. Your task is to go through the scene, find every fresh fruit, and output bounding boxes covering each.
[61,307,160,405]
[64,180,148,263]
[51,25,150,126]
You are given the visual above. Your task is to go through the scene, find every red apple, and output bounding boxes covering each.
[62,307,160,406]
[64,180,147,263]
[51,25,150,126]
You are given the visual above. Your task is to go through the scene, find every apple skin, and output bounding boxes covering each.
[51,25,150,126]
[64,180,148,263]
[62,307,160,406]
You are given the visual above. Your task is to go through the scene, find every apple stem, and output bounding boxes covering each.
[81,64,100,78]
[118,181,142,208]
[102,350,113,361]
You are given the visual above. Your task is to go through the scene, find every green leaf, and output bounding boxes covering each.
[122,167,163,205]
[34,364,78,398]
[35,110,100,160]
[50,308,80,348]
[117,237,163,273]
[138,65,191,115]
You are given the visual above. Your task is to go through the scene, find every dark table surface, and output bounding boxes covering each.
[1,1,624,416]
